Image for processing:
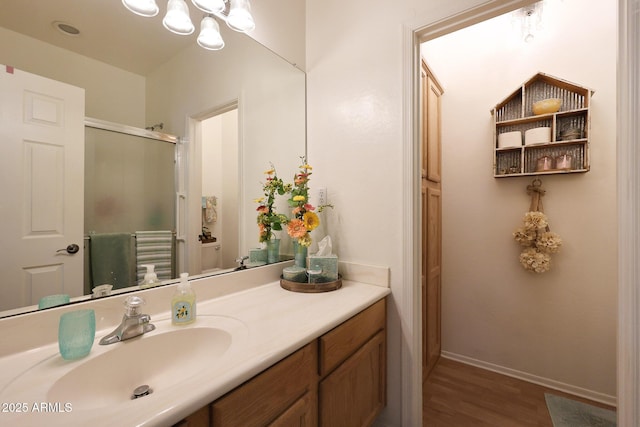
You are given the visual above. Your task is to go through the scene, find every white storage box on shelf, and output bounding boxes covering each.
[524,127,551,145]
[497,131,522,148]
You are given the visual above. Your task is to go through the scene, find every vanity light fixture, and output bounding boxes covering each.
[122,0,160,17]
[514,1,544,43]
[197,15,225,50]
[122,0,254,50]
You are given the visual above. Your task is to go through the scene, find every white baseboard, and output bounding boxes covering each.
[441,351,617,407]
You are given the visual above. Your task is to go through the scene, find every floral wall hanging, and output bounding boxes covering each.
[513,179,562,273]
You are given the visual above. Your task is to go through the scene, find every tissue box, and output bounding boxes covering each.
[283,266,307,282]
[246,261,266,268]
[307,254,338,282]
[249,248,267,263]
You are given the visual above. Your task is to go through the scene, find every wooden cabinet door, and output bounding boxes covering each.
[424,184,442,378]
[421,59,443,381]
[269,391,317,427]
[319,331,386,427]
[211,342,317,427]
[422,63,443,184]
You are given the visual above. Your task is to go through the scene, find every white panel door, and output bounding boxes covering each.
[0,65,85,311]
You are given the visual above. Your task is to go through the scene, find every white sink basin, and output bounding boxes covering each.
[49,326,231,409]
[0,315,248,411]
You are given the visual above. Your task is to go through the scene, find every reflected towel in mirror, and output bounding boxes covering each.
[90,233,134,290]
[135,231,173,283]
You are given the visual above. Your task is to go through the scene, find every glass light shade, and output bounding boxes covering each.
[197,16,225,50]
[226,0,255,32]
[122,0,159,17]
[163,0,195,35]
[191,0,225,13]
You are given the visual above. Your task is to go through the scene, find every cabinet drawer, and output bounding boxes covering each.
[319,299,385,376]
[212,341,317,427]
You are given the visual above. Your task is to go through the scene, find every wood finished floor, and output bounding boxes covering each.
[423,357,616,427]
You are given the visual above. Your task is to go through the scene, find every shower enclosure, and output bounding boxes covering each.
[83,118,177,293]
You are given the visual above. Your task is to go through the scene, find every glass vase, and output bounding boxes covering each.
[266,238,280,264]
[293,240,307,268]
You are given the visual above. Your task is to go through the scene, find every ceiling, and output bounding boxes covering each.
[0,0,218,75]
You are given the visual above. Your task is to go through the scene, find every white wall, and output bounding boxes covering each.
[0,27,145,126]
[305,0,618,424]
[306,1,501,424]
[220,111,240,267]
[249,0,306,70]
[202,116,224,241]
[423,0,617,400]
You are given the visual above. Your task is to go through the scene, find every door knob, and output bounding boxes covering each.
[57,244,80,254]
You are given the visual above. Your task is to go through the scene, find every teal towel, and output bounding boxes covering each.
[90,233,133,290]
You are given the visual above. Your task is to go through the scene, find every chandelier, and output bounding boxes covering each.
[121,0,255,51]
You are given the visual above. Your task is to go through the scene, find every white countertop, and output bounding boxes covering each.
[0,278,389,427]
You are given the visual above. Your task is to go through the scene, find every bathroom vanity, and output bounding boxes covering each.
[0,262,390,427]
[178,298,386,427]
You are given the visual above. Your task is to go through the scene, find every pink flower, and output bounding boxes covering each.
[304,203,315,211]
[256,206,268,213]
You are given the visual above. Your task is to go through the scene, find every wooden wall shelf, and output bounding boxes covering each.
[491,72,594,178]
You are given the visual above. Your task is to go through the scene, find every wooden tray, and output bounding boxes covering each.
[280,275,342,293]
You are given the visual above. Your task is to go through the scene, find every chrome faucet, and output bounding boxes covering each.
[99,296,155,345]
[234,255,249,271]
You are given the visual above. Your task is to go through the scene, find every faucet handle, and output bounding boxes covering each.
[235,255,249,266]
[124,296,146,316]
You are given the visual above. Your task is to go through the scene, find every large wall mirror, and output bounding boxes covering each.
[0,0,306,317]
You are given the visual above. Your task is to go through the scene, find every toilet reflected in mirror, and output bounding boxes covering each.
[202,242,222,273]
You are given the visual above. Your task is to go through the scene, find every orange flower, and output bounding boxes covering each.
[287,218,307,238]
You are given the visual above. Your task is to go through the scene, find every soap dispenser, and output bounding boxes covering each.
[139,264,161,289]
[172,273,196,325]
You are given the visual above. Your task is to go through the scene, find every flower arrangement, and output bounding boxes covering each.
[513,180,562,274]
[254,165,290,243]
[286,157,332,247]
[513,211,562,273]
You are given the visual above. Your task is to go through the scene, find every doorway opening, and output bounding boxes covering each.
[186,102,240,276]
[417,0,617,416]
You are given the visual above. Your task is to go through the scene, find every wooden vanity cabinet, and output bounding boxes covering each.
[318,299,386,427]
[173,405,210,427]
[211,341,318,427]
[173,298,386,427]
